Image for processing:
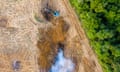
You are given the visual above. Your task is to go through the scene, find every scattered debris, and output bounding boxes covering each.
[53,11,60,17]
[41,3,60,21]
[12,60,21,71]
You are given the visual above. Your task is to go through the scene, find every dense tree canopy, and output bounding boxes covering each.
[70,0,120,72]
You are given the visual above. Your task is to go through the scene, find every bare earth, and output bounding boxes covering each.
[0,0,103,72]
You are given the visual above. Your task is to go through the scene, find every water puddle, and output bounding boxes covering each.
[50,48,75,72]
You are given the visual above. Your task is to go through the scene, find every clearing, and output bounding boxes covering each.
[0,0,103,72]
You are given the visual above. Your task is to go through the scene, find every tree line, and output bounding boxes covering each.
[70,0,120,72]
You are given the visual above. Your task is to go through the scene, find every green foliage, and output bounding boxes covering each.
[34,14,44,22]
[70,0,120,72]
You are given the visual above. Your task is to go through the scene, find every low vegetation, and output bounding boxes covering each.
[69,0,120,72]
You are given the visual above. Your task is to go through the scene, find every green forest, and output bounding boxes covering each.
[69,0,120,72]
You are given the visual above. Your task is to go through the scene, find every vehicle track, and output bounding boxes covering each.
[60,0,103,72]
[61,0,85,40]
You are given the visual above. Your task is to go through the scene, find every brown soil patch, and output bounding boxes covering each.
[37,17,70,71]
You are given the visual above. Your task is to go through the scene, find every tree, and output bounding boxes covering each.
[70,0,120,72]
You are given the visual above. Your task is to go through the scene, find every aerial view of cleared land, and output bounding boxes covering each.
[0,0,119,72]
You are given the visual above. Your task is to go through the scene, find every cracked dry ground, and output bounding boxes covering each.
[0,0,103,72]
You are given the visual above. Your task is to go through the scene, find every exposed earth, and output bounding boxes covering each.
[0,0,103,72]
